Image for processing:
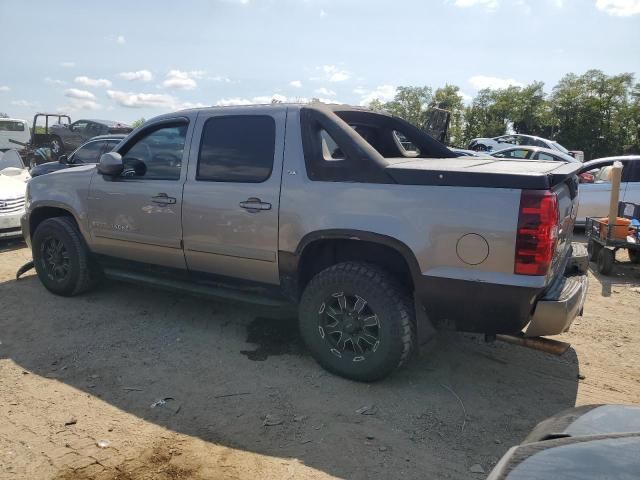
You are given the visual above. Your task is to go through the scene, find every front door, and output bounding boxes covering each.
[88,120,192,269]
[181,108,286,284]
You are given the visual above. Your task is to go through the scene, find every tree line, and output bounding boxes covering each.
[368,70,640,160]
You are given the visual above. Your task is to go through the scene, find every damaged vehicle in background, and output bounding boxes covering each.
[30,134,125,177]
[49,119,132,153]
[468,133,580,159]
[488,404,640,479]
[0,149,30,239]
[22,104,588,381]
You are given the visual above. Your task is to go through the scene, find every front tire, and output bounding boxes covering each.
[32,217,99,296]
[299,262,415,382]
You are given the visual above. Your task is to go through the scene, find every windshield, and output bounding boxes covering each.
[550,141,570,154]
[0,150,25,170]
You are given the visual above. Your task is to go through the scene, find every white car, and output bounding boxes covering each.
[576,155,640,225]
[0,118,30,152]
[468,134,571,156]
[0,150,30,239]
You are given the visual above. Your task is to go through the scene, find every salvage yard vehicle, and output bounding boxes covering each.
[469,133,572,156]
[22,104,588,381]
[0,118,30,152]
[0,149,30,239]
[30,134,125,177]
[49,119,132,153]
[575,156,640,225]
[488,404,640,479]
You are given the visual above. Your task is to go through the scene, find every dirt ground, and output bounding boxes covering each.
[1,237,639,480]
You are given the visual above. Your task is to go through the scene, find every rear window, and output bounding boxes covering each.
[197,116,275,183]
[0,121,26,132]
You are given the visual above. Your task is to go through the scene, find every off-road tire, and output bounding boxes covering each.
[299,262,415,382]
[596,248,614,276]
[32,217,99,296]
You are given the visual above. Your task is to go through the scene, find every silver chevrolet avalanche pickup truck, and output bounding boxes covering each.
[22,104,588,381]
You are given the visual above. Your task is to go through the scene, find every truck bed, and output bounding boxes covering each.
[386,157,582,190]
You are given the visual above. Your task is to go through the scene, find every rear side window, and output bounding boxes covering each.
[0,121,26,132]
[197,116,275,183]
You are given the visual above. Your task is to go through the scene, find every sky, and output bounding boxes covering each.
[1,0,639,124]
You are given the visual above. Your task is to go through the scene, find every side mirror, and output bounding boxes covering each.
[98,152,124,176]
[58,154,68,164]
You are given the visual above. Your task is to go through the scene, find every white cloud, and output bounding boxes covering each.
[117,35,126,45]
[44,77,66,86]
[596,0,640,16]
[460,91,474,103]
[516,0,532,14]
[357,85,397,106]
[215,94,312,106]
[453,0,498,8]
[320,65,352,82]
[65,88,96,100]
[468,75,523,90]
[60,61,76,68]
[290,80,303,88]
[0,85,9,92]
[119,70,153,82]
[11,100,36,108]
[315,87,336,96]
[70,99,102,110]
[75,76,112,88]
[209,75,231,83]
[320,8,327,16]
[107,90,177,108]
[161,70,204,90]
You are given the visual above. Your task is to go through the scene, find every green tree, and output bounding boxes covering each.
[382,86,433,127]
[131,118,146,129]
[0,112,9,118]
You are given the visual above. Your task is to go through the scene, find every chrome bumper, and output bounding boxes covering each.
[523,244,589,337]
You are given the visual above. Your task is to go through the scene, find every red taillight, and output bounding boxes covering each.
[515,190,559,276]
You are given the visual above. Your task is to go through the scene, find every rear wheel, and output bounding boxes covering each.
[596,248,614,275]
[299,262,415,382]
[32,217,99,296]
[587,239,603,262]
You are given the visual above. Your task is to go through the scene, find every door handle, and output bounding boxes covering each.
[239,197,272,212]
[152,193,177,205]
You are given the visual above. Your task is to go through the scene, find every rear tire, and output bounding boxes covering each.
[32,217,99,296]
[299,262,415,382]
[587,239,602,262]
[596,248,614,275]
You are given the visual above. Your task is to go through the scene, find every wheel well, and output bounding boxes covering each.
[29,207,74,238]
[297,239,415,296]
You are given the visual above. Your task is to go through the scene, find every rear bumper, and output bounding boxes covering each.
[523,243,589,337]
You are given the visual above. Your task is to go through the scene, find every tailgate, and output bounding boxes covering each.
[548,174,580,283]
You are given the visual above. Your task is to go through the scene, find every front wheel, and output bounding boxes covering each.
[299,262,415,382]
[32,217,99,296]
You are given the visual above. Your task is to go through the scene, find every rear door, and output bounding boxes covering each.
[181,107,286,284]
[88,118,193,269]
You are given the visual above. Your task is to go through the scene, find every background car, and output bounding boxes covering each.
[30,134,125,177]
[0,118,30,152]
[49,119,132,153]
[468,133,571,155]
[487,404,640,479]
[491,145,577,162]
[576,155,640,225]
[0,149,30,239]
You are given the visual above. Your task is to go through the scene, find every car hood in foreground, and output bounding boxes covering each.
[0,168,30,198]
